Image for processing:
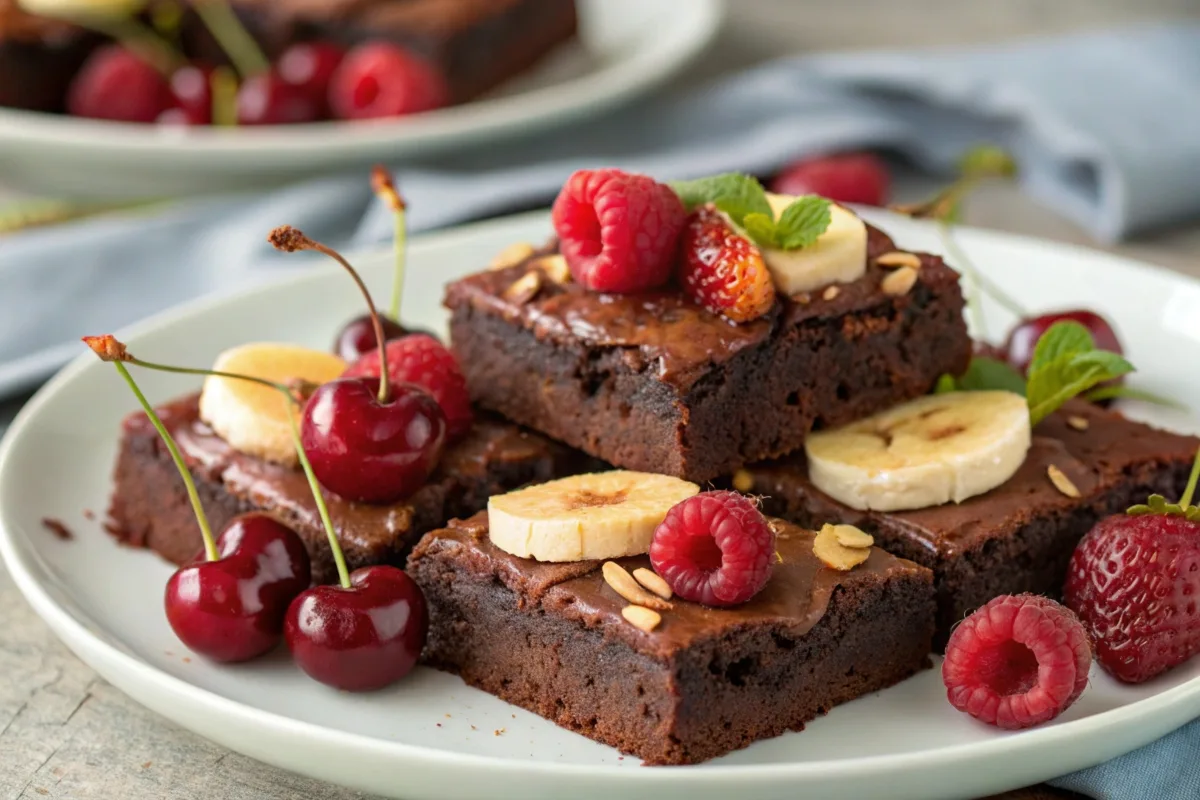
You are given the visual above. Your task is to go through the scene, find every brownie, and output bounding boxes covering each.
[445,225,972,484]
[408,513,935,765]
[107,393,583,584]
[0,1,95,112]
[741,401,1200,647]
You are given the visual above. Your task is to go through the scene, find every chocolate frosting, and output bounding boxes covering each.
[414,512,926,659]
[749,401,1200,557]
[444,224,961,392]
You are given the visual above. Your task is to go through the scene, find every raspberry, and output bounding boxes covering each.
[942,594,1091,729]
[551,169,686,293]
[679,207,777,323]
[1065,513,1200,683]
[649,491,775,607]
[343,334,473,440]
[769,153,890,206]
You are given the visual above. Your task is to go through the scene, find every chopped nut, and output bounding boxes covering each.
[602,561,671,610]
[822,285,840,301]
[823,522,873,549]
[489,241,535,270]
[531,253,571,284]
[1067,415,1090,431]
[875,251,922,270]
[494,728,506,736]
[1048,464,1081,498]
[795,292,812,305]
[731,469,754,493]
[813,525,871,571]
[881,265,919,296]
[621,604,662,632]
[502,270,542,305]
[632,567,673,600]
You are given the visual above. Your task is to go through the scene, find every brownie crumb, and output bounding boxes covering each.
[41,517,73,540]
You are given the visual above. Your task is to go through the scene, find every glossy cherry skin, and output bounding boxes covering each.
[329,42,449,120]
[769,152,891,206]
[164,514,311,662]
[279,41,344,118]
[237,71,321,125]
[285,565,428,691]
[67,45,172,123]
[333,314,412,361]
[301,377,447,503]
[157,64,214,126]
[1004,310,1124,376]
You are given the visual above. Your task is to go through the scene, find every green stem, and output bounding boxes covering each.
[113,361,218,561]
[72,16,181,75]
[1180,448,1200,509]
[191,0,269,78]
[388,207,407,321]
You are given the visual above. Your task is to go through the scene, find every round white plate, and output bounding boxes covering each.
[2,210,1199,800]
[0,0,722,199]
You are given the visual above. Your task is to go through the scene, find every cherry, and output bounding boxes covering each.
[285,565,428,691]
[237,71,321,125]
[165,514,311,662]
[67,45,173,123]
[329,42,448,120]
[769,152,891,206]
[1005,310,1123,376]
[158,64,214,126]
[334,314,411,361]
[279,41,344,118]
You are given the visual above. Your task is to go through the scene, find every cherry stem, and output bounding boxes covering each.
[191,0,270,79]
[110,360,218,562]
[123,356,353,589]
[210,67,239,127]
[1180,448,1200,509]
[69,16,181,75]
[371,166,408,321]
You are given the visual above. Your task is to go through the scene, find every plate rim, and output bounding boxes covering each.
[3,209,1200,794]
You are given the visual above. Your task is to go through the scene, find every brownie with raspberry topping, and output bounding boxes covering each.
[408,513,935,765]
[444,225,971,483]
[106,393,586,584]
[740,401,1200,648]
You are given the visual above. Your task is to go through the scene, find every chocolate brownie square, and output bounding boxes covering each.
[408,513,935,765]
[445,225,971,483]
[741,401,1200,647]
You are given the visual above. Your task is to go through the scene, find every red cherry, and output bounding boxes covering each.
[237,71,320,125]
[333,314,411,361]
[300,377,446,503]
[329,42,448,120]
[279,41,344,118]
[164,514,311,662]
[285,565,428,691]
[158,64,213,126]
[769,153,891,206]
[67,45,172,123]
[1004,310,1123,376]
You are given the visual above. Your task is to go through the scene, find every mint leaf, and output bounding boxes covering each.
[1029,321,1095,375]
[776,196,832,250]
[1027,350,1134,426]
[669,173,772,225]
[957,357,1027,395]
[1084,385,1184,408]
[934,374,958,394]
[741,213,779,248]
[959,145,1017,179]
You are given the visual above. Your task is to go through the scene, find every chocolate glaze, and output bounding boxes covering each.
[444,224,960,392]
[748,400,1200,557]
[414,512,925,659]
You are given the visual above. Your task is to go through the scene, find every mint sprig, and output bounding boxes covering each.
[670,173,832,251]
[1026,321,1133,425]
[936,357,1027,396]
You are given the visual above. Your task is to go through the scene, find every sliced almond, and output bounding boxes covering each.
[622,605,662,633]
[881,266,919,297]
[602,561,671,610]
[1047,464,1081,498]
[531,253,571,284]
[732,469,754,493]
[1067,415,1090,431]
[632,568,673,601]
[822,285,840,301]
[502,270,542,305]
[490,241,535,271]
[823,522,873,549]
[875,251,922,270]
[813,525,871,571]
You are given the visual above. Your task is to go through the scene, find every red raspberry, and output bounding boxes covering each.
[343,334,473,440]
[942,594,1092,730]
[1065,513,1200,683]
[329,42,448,120]
[679,206,776,323]
[551,169,686,293]
[649,491,775,607]
[770,152,890,206]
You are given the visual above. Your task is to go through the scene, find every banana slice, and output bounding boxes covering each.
[759,193,868,296]
[198,343,346,466]
[805,391,1031,512]
[488,471,699,562]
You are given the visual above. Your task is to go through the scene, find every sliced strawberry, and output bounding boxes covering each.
[678,206,776,323]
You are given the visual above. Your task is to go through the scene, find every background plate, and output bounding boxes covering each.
[2,209,1199,800]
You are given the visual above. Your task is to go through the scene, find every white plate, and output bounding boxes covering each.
[2,210,1200,800]
[0,0,722,199]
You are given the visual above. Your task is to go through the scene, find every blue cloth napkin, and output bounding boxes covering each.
[1052,721,1200,799]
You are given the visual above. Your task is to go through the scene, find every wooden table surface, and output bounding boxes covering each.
[2,1,1198,798]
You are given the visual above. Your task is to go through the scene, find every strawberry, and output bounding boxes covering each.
[679,206,776,323]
